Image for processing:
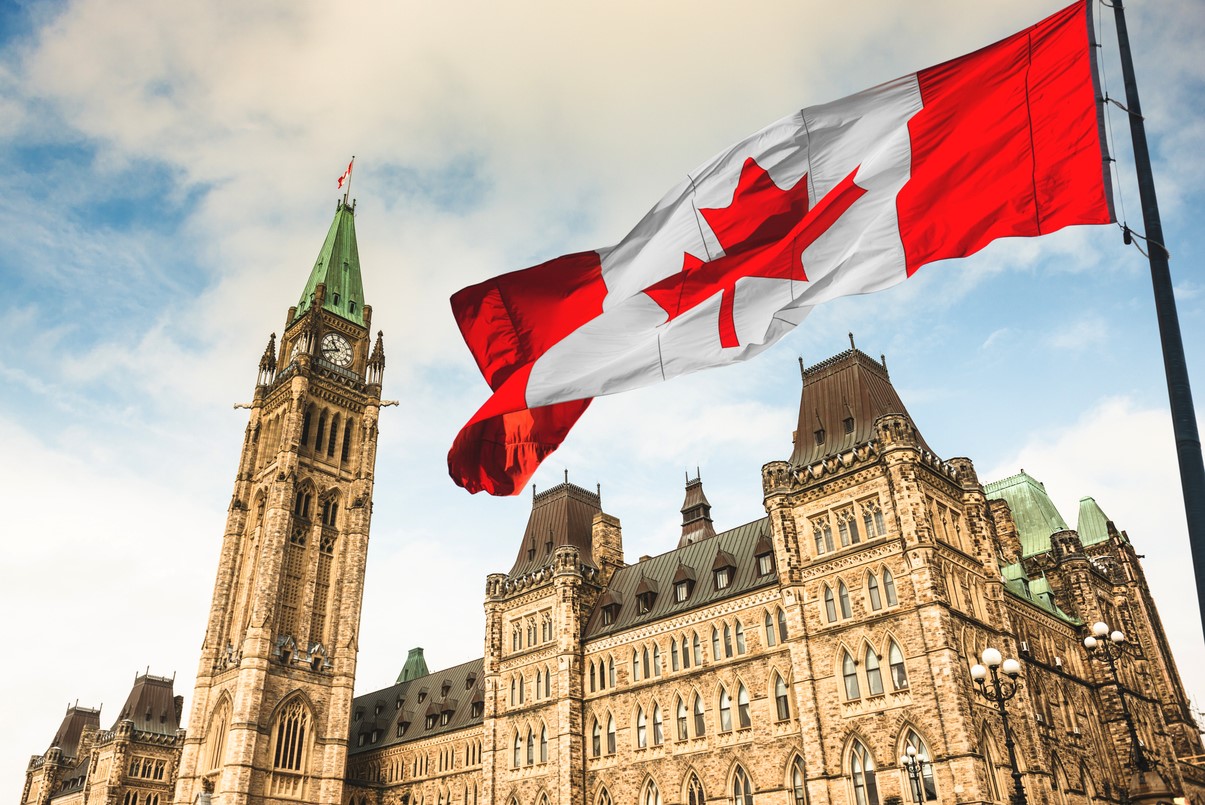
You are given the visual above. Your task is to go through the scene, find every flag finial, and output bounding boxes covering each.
[848,332,856,350]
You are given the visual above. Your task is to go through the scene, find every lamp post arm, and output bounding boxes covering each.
[1100,643,1151,773]
[989,668,1029,805]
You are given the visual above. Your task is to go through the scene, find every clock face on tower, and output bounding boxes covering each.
[320,332,353,367]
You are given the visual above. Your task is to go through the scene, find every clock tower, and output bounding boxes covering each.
[174,197,386,805]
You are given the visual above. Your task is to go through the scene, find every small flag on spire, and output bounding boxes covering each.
[337,158,354,189]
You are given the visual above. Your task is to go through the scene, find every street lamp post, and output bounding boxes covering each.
[971,648,1028,805]
[899,744,932,804]
[1083,621,1152,773]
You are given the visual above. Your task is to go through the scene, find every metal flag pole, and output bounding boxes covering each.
[1110,0,1205,641]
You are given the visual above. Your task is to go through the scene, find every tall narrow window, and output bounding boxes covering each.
[719,687,733,731]
[642,781,663,805]
[839,581,853,619]
[724,623,734,657]
[606,715,616,754]
[636,707,648,748]
[865,646,884,696]
[712,626,722,660]
[735,621,746,654]
[889,639,908,689]
[609,658,616,688]
[205,700,231,772]
[327,413,339,456]
[791,757,807,805]
[591,719,601,757]
[676,697,688,740]
[590,663,596,692]
[850,740,879,805]
[539,725,548,763]
[652,703,663,745]
[643,647,651,679]
[867,573,882,611]
[271,699,311,795]
[981,735,1004,803]
[842,650,861,699]
[775,674,791,721]
[778,607,789,642]
[513,732,521,768]
[543,666,551,697]
[693,694,706,736]
[765,610,777,647]
[824,586,837,623]
[300,407,312,446]
[692,633,702,666]
[733,765,754,805]
[904,730,937,801]
[314,411,327,451]
[633,650,641,682]
[672,639,681,671]
[737,683,751,728]
[652,644,661,676]
[687,774,706,805]
[883,567,898,606]
[341,420,353,461]
[526,728,535,765]
[597,788,614,805]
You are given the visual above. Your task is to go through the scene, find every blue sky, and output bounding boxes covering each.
[1,0,1203,794]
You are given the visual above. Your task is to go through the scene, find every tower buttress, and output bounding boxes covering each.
[174,198,385,805]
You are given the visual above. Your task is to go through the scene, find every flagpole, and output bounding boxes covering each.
[1111,0,1205,641]
[344,155,355,206]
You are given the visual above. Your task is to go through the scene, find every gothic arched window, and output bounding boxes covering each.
[733,765,755,805]
[775,674,791,721]
[687,773,706,805]
[842,650,861,699]
[850,739,879,805]
[839,581,853,619]
[693,694,706,736]
[270,697,312,797]
[867,572,882,611]
[889,639,908,689]
[903,729,937,801]
[791,756,807,805]
[636,706,648,748]
[591,718,601,757]
[539,724,548,763]
[642,780,663,805]
[606,714,616,754]
[865,645,884,696]
[883,567,898,606]
[719,686,732,732]
[737,683,751,728]
[764,610,777,647]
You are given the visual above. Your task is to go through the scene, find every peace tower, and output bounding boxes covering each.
[173,196,386,805]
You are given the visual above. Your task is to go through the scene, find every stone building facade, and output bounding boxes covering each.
[23,200,1205,805]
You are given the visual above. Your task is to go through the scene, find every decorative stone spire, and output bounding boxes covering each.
[367,331,386,385]
[256,333,277,387]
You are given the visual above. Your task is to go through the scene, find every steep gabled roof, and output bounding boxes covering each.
[790,348,930,466]
[584,517,774,638]
[349,657,484,756]
[1076,496,1114,547]
[508,480,603,577]
[984,471,1070,558]
[396,647,430,684]
[678,475,717,547]
[113,674,179,735]
[296,199,366,326]
[47,705,101,758]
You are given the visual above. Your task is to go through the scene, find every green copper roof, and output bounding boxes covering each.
[1000,562,1080,625]
[396,647,429,685]
[1076,496,1113,547]
[296,199,365,326]
[984,471,1069,558]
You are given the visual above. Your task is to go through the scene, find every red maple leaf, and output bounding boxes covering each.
[643,157,866,348]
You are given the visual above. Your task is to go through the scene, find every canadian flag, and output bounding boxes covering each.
[450,0,1114,495]
[337,158,354,189]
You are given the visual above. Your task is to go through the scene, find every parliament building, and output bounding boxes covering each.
[22,200,1205,805]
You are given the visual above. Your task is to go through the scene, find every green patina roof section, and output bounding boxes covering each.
[296,200,365,326]
[1076,496,1116,547]
[396,647,429,685]
[984,471,1069,558]
[1000,563,1080,625]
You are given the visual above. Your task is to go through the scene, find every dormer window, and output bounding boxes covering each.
[635,576,659,615]
[602,603,620,625]
[397,722,407,737]
[425,714,438,729]
[396,697,403,710]
[843,416,855,434]
[672,563,697,603]
[712,550,737,591]
[349,301,357,315]
[471,701,484,718]
[755,532,775,577]
[374,704,383,716]
[441,681,452,697]
[354,708,363,722]
[417,689,428,703]
[370,729,380,743]
[814,428,825,445]
[440,712,452,726]
[332,293,341,307]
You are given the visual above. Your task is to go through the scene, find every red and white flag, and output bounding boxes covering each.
[337,158,354,189]
[450,1,1114,495]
